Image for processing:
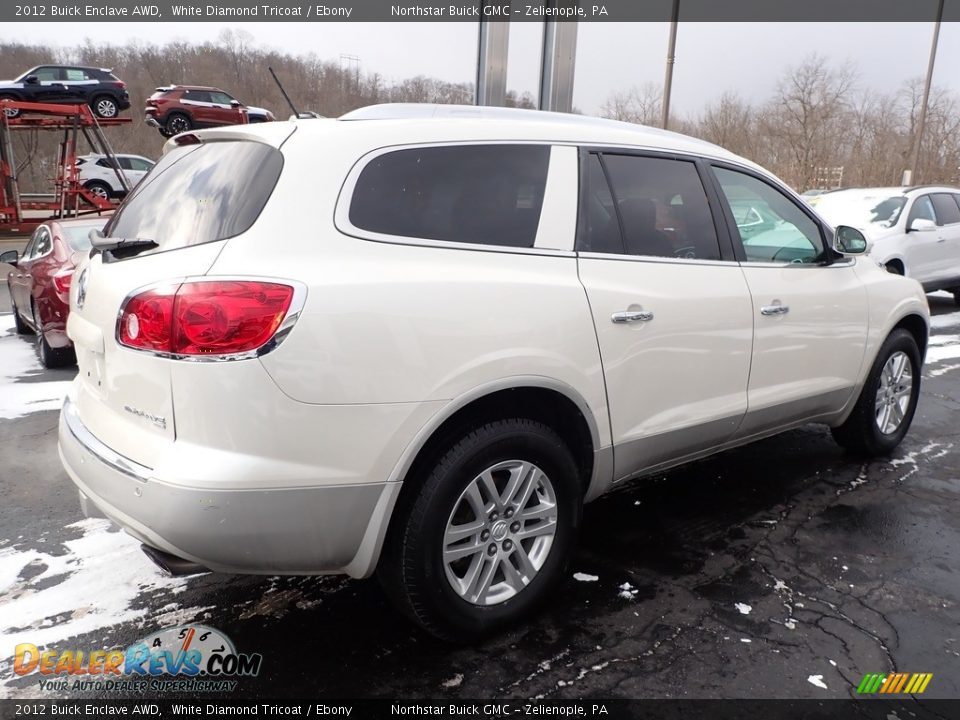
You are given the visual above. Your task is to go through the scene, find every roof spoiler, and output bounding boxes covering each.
[154,85,177,92]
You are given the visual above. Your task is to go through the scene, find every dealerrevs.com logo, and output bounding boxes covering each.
[13,624,262,693]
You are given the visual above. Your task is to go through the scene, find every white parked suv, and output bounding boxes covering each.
[59,105,929,639]
[811,186,960,303]
[76,153,155,199]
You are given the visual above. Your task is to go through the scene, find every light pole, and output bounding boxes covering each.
[661,0,680,129]
[905,0,945,185]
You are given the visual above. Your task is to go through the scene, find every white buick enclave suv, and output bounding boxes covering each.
[59,105,929,639]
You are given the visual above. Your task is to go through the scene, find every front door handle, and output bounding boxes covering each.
[612,310,654,324]
[760,304,790,316]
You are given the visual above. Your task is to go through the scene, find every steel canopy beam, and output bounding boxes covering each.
[476,9,509,106]
[539,2,578,113]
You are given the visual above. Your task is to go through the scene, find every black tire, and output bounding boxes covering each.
[0,94,20,119]
[951,288,960,308]
[91,95,119,119]
[9,291,32,335]
[165,112,192,135]
[885,262,904,276]
[831,329,921,456]
[33,304,74,369]
[84,181,112,201]
[378,419,581,641]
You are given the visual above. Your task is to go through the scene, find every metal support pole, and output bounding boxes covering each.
[661,0,680,130]
[539,2,578,113]
[475,6,509,107]
[906,0,944,185]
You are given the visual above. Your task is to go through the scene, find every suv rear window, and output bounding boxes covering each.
[349,144,550,248]
[104,141,282,252]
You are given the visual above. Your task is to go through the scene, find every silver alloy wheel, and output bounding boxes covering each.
[95,98,118,118]
[87,184,109,200]
[168,116,189,134]
[875,351,913,434]
[443,459,558,606]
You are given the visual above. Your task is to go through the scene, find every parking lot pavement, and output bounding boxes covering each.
[1,291,959,701]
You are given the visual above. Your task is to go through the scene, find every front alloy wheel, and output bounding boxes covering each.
[832,328,921,455]
[443,460,558,606]
[875,351,913,435]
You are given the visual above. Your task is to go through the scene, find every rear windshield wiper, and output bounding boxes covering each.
[89,229,159,262]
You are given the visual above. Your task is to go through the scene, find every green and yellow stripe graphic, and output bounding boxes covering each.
[857,672,933,694]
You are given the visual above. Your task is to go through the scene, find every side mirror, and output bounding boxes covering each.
[230,100,242,108]
[24,75,39,85]
[0,249,18,266]
[908,218,936,233]
[833,225,868,255]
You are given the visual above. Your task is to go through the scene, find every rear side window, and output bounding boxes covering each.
[104,141,282,251]
[349,145,550,248]
[577,152,721,260]
[931,193,960,225]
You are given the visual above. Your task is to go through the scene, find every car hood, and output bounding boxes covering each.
[246,106,272,117]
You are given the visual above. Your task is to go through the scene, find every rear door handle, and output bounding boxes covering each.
[612,310,654,324]
[760,304,790,316]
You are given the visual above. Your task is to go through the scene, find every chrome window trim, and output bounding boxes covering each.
[334,140,571,256]
[114,276,308,363]
[576,251,855,269]
[62,397,152,483]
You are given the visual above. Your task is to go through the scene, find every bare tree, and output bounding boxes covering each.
[600,82,663,126]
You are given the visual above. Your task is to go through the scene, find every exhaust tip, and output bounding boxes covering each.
[141,544,210,577]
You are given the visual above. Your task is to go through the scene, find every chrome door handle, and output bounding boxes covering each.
[612,310,654,324]
[760,304,790,316]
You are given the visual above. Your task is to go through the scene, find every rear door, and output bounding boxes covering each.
[708,164,868,435]
[67,137,286,468]
[576,150,754,480]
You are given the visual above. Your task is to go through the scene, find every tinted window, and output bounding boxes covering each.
[713,167,824,263]
[64,68,87,81]
[116,157,133,170]
[350,145,549,248]
[931,193,960,225]
[129,158,153,172]
[209,91,234,105]
[907,195,936,226]
[578,154,622,254]
[105,141,283,252]
[596,154,721,260]
[185,90,212,103]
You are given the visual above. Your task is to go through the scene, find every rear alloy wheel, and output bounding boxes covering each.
[831,329,921,455]
[165,113,192,135]
[84,181,111,201]
[91,95,119,119]
[33,304,74,369]
[379,419,581,641]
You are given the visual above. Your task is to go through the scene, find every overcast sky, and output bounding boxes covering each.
[8,22,960,115]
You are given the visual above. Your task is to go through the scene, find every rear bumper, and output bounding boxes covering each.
[144,114,161,129]
[58,397,400,577]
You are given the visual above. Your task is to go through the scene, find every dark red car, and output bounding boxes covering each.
[144,85,275,137]
[2,217,107,368]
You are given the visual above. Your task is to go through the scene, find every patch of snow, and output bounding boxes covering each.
[784,620,797,630]
[807,674,828,690]
[0,519,207,662]
[740,638,752,643]
[734,603,752,615]
[573,572,598,582]
[829,660,837,667]
[0,315,72,419]
[442,673,463,689]
[617,581,639,600]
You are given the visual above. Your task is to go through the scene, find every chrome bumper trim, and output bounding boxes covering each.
[62,398,153,483]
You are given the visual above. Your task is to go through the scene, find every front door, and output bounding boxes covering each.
[709,164,869,437]
[576,151,754,481]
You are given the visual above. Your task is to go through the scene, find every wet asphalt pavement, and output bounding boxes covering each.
[1,292,959,701]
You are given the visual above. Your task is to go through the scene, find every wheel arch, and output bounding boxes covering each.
[892,312,929,361]
[345,378,609,578]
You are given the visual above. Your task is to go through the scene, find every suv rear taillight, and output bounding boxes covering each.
[118,280,298,358]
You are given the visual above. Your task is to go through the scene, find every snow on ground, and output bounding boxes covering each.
[0,314,72,419]
[0,519,212,686]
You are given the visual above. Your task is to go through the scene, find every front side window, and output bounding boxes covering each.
[349,144,549,248]
[907,195,936,226]
[577,152,721,260]
[931,193,960,226]
[209,92,234,105]
[129,158,154,172]
[31,67,61,82]
[713,166,824,263]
